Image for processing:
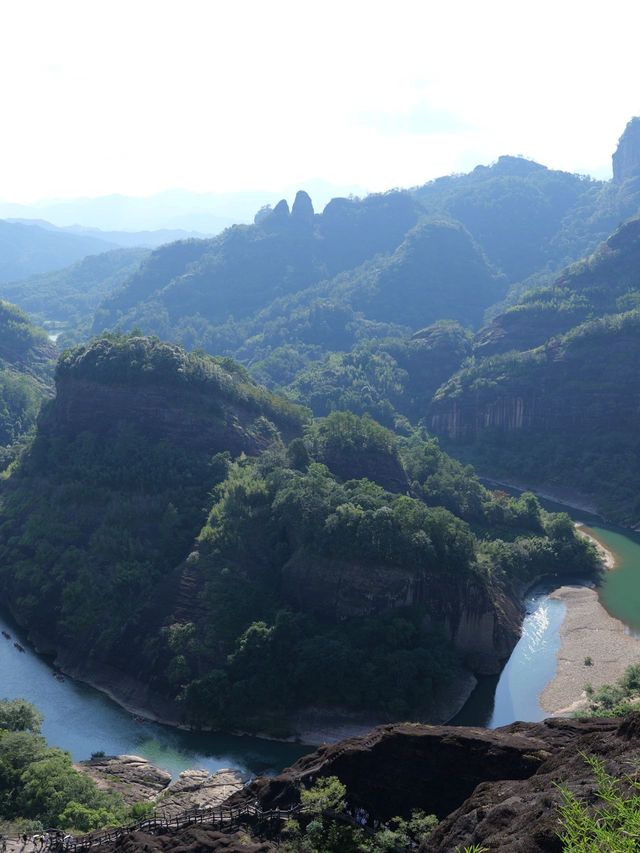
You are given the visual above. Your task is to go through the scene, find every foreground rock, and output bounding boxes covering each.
[156,768,244,816]
[230,716,639,852]
[77,754,172,805]
[78,755,243,815]
[94,827,276,852]
[228,720,553,821]
[425,716,640,851]
[80,715,640,851]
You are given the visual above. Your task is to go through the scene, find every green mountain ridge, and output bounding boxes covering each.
[88,130,640,366]
[0,247,148,331]
[429,216,640,523]
[0,219,119,284]
[0,301,55,456]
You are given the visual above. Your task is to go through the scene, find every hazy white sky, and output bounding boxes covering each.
[1,0,639,202]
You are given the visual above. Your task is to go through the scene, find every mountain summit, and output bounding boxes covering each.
[612,116,640,184]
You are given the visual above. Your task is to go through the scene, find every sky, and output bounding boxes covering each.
[1,0,639,203]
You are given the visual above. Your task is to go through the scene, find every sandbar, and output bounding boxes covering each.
[540,585,640,715]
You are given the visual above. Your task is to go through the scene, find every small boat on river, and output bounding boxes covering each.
[1,630,10,639]
[13,642,25,652]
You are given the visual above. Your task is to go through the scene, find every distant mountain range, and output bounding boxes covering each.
[6,219,209,249]
[0,181,367,235]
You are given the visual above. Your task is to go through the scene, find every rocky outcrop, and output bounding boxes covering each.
[226,714,640,852]
[228,719,554,821]
[426,715,640,852]
[78,755,243,817]
[156,769,243,816]
[261,199,290,230]
[282,552,520,674]
[612,116,640,184]
[290,190,314,225]
[78,755,171,805]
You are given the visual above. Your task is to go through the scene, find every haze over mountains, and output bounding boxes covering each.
[0,180,366,235]
[4,119,640,528]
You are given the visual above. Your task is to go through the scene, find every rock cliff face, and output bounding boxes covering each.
[48,336,305,450]
[88,715,640,852]
[433,332,640,440]
[427,218,640,522]
[0,336,308,716]
[49,376,290,455]
[282,552,520,673]
[613,116,640,184]
[226,714,640,852]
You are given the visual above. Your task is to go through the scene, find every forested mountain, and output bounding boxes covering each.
[0,219,119,284]
[46,121,634,484]
[0,334,595,736]
[430,215,640,523]
[0,301,55,463]
[0,247,148,329]
[92,191,425,334]
[2,120,640,750]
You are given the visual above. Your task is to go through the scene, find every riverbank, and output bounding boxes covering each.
[55,650,478,746]
[13,621,478,748]
[576,523,617,569]
[540,585,640,715]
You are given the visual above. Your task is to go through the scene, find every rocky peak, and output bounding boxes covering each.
[492,155,547,175]
[291,190,315,225]
[612,117,640,184]
[271,198,290,220]
[258,198,291,231]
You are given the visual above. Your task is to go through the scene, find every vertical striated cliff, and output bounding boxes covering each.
[612,116,640,184]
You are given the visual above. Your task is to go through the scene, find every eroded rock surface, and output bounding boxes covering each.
[156,768,244,816]
[78,754,171,805]
[94,826,276,852]
[81,716,640,852]
[229,715,640,852]
[78,756,243,817]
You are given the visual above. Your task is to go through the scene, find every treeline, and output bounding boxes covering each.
[0,301,55,468]
[0,699,147,833]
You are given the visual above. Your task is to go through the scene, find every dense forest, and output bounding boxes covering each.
[0,301,55,466]
[430,214,640,522]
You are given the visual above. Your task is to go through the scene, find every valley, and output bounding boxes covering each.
[2,110,640,850]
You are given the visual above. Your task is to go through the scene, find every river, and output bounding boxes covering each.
[0,610,308,779]
[2,493,639,775]
[454,491,640,726]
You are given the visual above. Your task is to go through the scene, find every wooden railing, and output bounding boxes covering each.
[43,802,305,850]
